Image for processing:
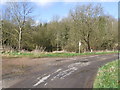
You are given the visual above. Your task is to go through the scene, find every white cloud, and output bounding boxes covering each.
[30,0,55,7]
[34,20,40,26]
[37,0,51,6]
[0,0,7,5]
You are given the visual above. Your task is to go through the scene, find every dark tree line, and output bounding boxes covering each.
[2,2,118,52]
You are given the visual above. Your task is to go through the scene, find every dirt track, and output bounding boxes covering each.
[2,53,118,88]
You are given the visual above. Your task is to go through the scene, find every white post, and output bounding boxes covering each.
[79,41,81,53]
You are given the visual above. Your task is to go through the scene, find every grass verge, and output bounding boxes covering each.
[93,60,119,88]
[2,51,118,58]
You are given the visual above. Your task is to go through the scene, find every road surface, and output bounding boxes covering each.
[4,53,118,88]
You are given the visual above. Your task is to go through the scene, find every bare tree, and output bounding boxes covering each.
[6,2,33,51]
[69,4,104,51]
[52,15,60,51]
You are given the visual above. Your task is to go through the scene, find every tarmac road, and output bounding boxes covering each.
[8,53,118,88]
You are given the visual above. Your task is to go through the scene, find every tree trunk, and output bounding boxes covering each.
[87,31,91,52]
[56,33,59,51]
[18,27,22,51]
[84,36,91,52]
[87,40,91,52]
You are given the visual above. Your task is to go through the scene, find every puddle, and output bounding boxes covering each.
[80,61,88,63]
[55,59,62,62]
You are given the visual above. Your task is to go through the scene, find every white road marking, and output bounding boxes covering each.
[50,68,62,76]
[37,74,47,80]
[60,67,77,79]
[33,75,50,87]
[68,62,90,68]
[34,58,91,86]
[44,83,47,86]
[51,62,90,81]
[51,78,55,81]
[68,62,81,68]
[51,67,78,80]
[54,69,62,74]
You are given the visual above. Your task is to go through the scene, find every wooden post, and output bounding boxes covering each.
[79,41,81,53]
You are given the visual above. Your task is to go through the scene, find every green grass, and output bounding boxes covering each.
[1,51,118,58]
[93,60,119,88]
[2,51,34,58]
